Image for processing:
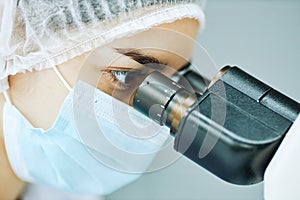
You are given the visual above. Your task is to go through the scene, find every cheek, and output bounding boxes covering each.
[97,76,115,96]
[96,75,136,105]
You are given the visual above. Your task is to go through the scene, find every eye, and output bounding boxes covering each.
[111,69,148,85]
[101,66,150,90]
[111,70,129,84]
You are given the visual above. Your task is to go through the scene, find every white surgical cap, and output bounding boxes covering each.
[0,0,205,92]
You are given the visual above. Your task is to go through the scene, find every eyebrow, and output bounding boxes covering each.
[114,48,166,66]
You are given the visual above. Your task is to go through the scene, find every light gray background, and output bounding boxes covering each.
[106,0,300,199]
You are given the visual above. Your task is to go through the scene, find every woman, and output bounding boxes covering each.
[0,0,205,199]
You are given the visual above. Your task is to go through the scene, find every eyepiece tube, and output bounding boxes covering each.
[132,71,197,131]
[172,70,209,95]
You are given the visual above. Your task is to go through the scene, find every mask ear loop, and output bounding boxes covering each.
[3,90,12,105]
[3,66,72,104]
[52,66,72,92]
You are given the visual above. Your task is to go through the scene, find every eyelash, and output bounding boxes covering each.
[102,60,167,90]
[102,67,147,90]
[101,69,129,90]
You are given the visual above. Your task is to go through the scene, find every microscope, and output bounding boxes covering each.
[131,65,300,185]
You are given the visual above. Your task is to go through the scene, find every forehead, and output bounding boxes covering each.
[108,18,200,68]
[74,18,199,85]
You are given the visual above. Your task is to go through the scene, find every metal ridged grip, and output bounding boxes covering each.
[133,71,183,126]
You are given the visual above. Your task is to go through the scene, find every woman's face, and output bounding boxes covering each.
[0,18,201,200]
[60,18,200,104]
[8,18,200,130]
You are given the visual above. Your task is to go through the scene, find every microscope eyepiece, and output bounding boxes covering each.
[132,71,197,131]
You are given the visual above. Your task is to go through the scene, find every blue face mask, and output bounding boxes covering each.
[2,80,171,195]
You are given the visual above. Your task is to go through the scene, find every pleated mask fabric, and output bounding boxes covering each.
[3,81,171,195]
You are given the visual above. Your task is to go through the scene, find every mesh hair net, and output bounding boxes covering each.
[0,0,205,91]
